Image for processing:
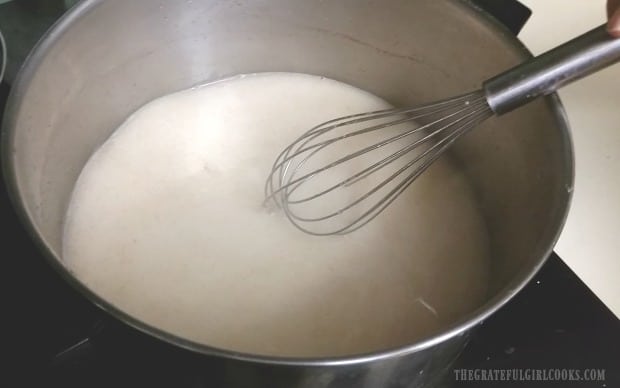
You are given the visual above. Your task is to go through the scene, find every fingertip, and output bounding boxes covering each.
[608,25,620,38]
[609,28,620,38]
[608,10,620,38]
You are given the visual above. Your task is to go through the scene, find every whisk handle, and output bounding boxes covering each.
[483,24,620,115]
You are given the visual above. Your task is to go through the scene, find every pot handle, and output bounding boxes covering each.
[483,24,620,115]
[471,0,532,35]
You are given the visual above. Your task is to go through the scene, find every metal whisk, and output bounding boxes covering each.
[265,24,620,236]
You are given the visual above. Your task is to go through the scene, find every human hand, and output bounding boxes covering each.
[608,0,620,37]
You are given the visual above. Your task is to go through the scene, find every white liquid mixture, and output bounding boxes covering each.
[63,73,490,357]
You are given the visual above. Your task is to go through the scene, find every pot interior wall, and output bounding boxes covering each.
[6,0,571,317]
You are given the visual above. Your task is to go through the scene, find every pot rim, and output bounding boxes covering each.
[0,0,574,367]
[0,28,6,83]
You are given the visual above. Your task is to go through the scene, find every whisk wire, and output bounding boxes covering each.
[265,90,493,235]
[283,96,491,204]
[264,91,486,203]
[335,107,494,235]
[267,97,486,205]
[284,98,491,223]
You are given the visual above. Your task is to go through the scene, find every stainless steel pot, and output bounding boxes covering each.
[1,0,573,387]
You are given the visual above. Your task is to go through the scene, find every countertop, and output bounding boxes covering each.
[518,0,620,318]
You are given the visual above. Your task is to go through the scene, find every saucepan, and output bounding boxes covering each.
[1,0,572,387]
